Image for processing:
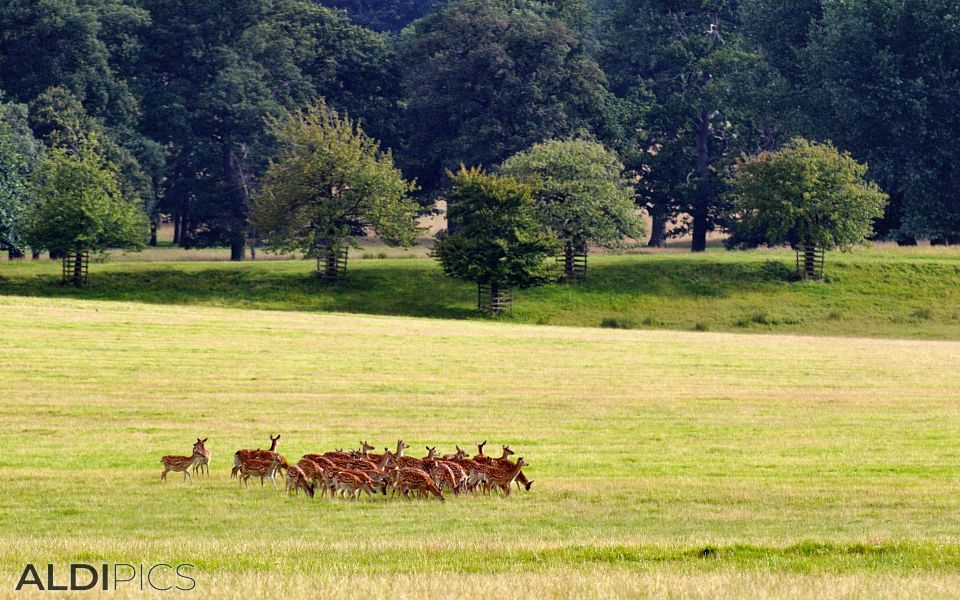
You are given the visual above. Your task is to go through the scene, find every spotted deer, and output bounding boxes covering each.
[285,464,315,497]
[232,434,281,478]
[484,457,528,496]
[191,438,210,477]
[238,453,283,488]
[394,468,444,501]
[160,443,204,482]
[331,470,375,499]
[482,445,533,491]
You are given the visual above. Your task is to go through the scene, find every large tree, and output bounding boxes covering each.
[136,0,400,259]
[800,0,960,244]
[726,138,888,279]
[500,139,643,280]
[601,0,782,251]
[252,100,420,280]
[0,97,41,259]
[398,0,614,193]
[24,140,148,284]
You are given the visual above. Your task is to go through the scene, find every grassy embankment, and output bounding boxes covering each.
[1,246,959,339]
[1,296,959,597]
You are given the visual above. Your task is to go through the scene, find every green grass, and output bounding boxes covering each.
[2,246,960,339]
[1,296,960,597]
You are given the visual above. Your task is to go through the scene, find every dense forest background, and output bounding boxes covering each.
[1,0,957,258]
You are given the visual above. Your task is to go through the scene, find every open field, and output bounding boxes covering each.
[2,246,959,339]
[1,296,960,597]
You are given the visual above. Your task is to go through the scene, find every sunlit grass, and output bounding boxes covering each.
[1,296,959,596]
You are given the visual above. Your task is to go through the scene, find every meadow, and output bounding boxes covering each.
[1,290,960,598]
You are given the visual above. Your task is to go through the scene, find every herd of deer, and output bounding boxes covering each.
[160,435,532,502]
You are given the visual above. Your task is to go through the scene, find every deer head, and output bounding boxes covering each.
[516,457,528,468]
[455,445,467,459]
[500,445,514,459]
[361,440,375,456]
[396,440,409,456]
[269,434,280,451]
[476,440,487,456]
[425,446,438,459]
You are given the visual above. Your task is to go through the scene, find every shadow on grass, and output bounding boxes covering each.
[0,261,481,320]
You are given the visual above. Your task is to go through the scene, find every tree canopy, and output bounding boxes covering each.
[500,139,643,250]
[252,99,420,277]
[434,166,559,289]
[24,140,148,259]
[726,138,888,252]
[0,98,41,257]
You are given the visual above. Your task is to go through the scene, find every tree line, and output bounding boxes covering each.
[1,0,957,266]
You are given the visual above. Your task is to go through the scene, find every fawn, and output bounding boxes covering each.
[191,438,210,477]
[232,434,281,478]
[160,443,204,482]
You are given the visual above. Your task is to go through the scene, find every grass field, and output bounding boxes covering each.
[2,246,960,340]
[2,294,960,598]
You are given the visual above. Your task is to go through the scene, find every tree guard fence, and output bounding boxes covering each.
[478,282,513,314]
[62,251,90,286]
[556,250,587,282]
[316,245,349,282]
[796,245,825,280]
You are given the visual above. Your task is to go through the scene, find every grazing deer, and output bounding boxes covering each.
[331,470,375,499]
[484,457,528,496]
[160,444,204,482]
[285,465,315,498]
[191,438,210,477]
[394,468,444,501]
[232,434,280,478]
[239,454,283,488]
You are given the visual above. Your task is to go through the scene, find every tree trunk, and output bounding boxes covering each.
[172,212,180,245]
[691,110,711,253]
[230,237,245,262]
[7,247,24,260]
[563,237,575,280]
[149,220,158,247]
[72,250,84,285]
[802,244,820,280]
[31,249,41,260]
[648,206,667,248]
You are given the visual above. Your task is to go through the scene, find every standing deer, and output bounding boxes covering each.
[160,442,205,482]
[484,457,528,496]
[232,434,281,478]
[394,468,445,501]
[238,453,284,488]
[191,438,210,477]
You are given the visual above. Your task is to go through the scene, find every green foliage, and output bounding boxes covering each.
[600,0,786,250]
[317,0,447,32]
[252,99,420,258]
[0,98,41,254]
[500,139,644,249]
[398,0,613,190]
[726,138,888,251]
[434,167,560,287]
[24,141,148,256]
[799,0,960,242]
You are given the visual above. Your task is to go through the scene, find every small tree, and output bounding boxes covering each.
[726,138,888,280]
[500,139,645,281]
[24,141,147,284]
[252,99,420,281]
[434,167,560,314]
